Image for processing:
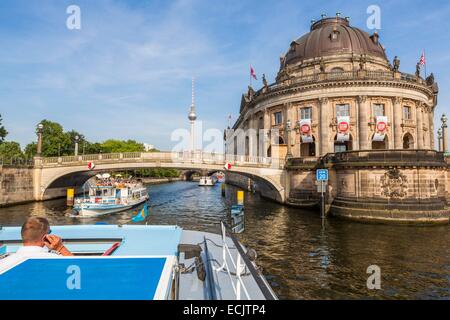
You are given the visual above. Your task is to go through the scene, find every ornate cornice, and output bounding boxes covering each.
[246,78,435,110]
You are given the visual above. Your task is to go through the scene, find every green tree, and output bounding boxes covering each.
[0,141,24,161]
[100,139,144,153]
[82,141,103,154]
[24,142,37,158]
[135,168,180,178]
[24,120,73,157]
[0,114,8,143]
[38,120,72,156]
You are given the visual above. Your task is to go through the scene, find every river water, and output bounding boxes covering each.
[0,181,448,300]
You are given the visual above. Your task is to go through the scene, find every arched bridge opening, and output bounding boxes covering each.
[40,163,285,203]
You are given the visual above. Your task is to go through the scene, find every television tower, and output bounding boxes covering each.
[188,77,197,152]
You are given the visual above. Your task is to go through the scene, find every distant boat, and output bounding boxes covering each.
[198,176,216,186]
[73,176,148,217]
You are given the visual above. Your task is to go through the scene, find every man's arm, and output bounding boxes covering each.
[44,235,74,256]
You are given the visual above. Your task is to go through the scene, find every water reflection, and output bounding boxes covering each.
[0,181,448,300]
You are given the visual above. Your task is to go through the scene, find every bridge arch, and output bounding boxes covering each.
[37,158,286,203]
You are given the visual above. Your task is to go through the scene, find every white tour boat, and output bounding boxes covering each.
[73,176,148,217]
[198,176,217,186]
[0,221,277,300]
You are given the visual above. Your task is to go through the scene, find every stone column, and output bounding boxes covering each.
[416,102,424,149]
[354,97,360,150]
[429,107,435,150]
[248,114,255,158]
[358,96,369,150]
[263,109,270,157]
[392,97,403,149]
[319,97,329,156]
[423,107,431,149]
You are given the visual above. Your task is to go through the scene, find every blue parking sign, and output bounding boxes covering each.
[316,169,329,181]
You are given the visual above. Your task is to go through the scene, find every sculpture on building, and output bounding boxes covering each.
[359,55,367,70]
[320,58,325,73]
[246,85,256,101]
[426,73,435,86]
[415,62,421,77]
[260,74,269,94]
[380,168,408,199]
[262,73,269,88]
[393,56,400,72]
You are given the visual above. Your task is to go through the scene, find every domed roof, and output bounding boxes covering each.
[284,17,387,65]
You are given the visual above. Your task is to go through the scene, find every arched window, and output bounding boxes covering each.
[278,136,285,145]
[334,134,353,153]
[403,133,414,149]
[300,136,316,157]
[330,67,344,73]
[372,135,389,150]
[267,146,272,158]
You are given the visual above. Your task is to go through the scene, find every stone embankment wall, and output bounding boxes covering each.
[0,166,35,206]
[286,151,450,224]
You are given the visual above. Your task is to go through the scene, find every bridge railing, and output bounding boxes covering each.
[37,151,284,169]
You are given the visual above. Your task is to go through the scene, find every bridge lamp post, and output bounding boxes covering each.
[437,128,443,152]
[36,123,44,157]
[286,120,293,159]
[441,114,448,153]
[74,135,80,156]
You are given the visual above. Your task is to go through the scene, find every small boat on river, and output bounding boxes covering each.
[73,175,148,217]
[198,176,217,186]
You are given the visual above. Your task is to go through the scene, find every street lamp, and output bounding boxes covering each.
[442,114,448,153]
[74,135,80,156]
[286,119,293,159]
[437,128,443,152]
[36,123,44,157]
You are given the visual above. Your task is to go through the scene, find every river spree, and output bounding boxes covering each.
[0,181,448,300]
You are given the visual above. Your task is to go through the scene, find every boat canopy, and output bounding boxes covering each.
[0,225,182,300]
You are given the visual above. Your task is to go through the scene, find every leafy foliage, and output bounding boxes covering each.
[6,118,156,161]
[135,168,180,178]
[100,139,145,153]
[0,141,24,160]
[0,114,8,143]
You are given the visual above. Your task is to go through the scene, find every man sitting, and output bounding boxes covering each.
[0,217,73,269]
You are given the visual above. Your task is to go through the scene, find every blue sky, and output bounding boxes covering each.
[1,0,449,150]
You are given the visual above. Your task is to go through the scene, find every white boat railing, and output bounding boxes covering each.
[215,221,250,300]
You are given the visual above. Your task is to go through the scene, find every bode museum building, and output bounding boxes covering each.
[225,15,450,223]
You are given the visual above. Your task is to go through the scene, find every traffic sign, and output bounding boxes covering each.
[316,169,329,181]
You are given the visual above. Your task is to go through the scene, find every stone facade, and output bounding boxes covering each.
[284,150,450,224]
[225,17,438,159]
[225,16,448,223]
[0,166,35,206]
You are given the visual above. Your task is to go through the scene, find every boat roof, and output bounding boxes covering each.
[0,225,181,300]
[0,225,182,256]
[0,224,277,300]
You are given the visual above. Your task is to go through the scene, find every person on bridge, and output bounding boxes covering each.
[0,217,73,269]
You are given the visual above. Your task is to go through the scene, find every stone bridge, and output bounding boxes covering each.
[32,151,288,203]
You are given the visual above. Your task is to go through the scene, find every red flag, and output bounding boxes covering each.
[419,52,426,66]
[250,66,257,80]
